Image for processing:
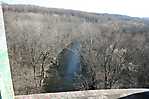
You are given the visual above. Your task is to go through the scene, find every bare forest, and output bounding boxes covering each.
[2,4,149,95]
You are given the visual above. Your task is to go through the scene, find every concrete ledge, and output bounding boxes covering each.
[15,89,149,99]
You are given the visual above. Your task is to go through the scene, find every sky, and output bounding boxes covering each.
[1,0,149,17]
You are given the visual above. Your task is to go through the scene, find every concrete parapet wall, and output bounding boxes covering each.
[15,89,149,99]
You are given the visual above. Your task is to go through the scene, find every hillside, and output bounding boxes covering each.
[2,4,149,95]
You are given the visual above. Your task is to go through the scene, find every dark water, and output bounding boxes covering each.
[46,41,94,92]
[65,41,81,81]
[57,41,81,91]
[119,91,149,99]
[45,41,82,92]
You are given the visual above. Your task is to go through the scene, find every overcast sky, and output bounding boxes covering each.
[1,0,149,17]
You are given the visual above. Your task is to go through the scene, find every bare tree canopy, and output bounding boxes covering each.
[2,4,149,95]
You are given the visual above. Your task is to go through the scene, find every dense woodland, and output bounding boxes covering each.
[2,4,149,95]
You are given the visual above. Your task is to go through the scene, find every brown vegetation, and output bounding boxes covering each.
[2,4,149,95]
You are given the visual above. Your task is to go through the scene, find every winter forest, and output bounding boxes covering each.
[3,4,149,95]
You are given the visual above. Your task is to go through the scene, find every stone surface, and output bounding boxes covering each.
[15,89,149,99]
